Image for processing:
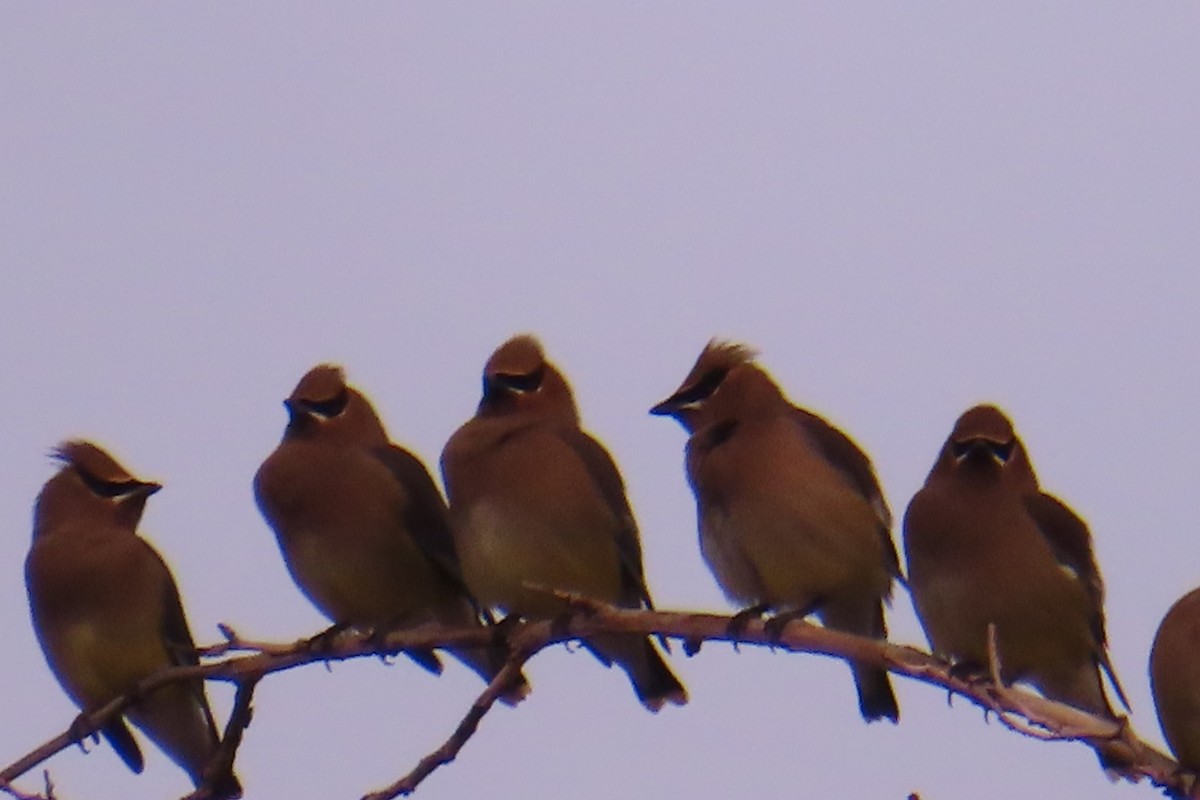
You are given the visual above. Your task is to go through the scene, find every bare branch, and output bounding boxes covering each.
[3,603,1194,799]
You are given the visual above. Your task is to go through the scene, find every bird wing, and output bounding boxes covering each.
[558,427,653,610]
[1023,491,1130,710]
[791,407,901,580]
[150,545,222,742]
[370,444,483,617]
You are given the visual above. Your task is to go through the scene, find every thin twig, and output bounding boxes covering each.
[362,653,533,800]
[0,779,47,800]
[180,676,259,800]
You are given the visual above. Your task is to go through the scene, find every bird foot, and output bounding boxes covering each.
[68,713,99,752]
[549,609,576,641]
[947,660,988,685]
[304,622,348,655]
[488,612,523,643]
[763,610,807,644]
[727,604,769,649]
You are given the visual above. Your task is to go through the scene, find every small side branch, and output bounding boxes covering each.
[362,654,532,800]
[180,676,259,800]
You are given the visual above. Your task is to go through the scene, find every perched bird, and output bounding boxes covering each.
[1151,588,1200,772]
[441,335,687,711]
[903,404,1128,717]
[254,364,528,704]
[25,441,240,797]
[651,341,900,723]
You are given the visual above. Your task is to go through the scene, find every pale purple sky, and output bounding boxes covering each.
[3,4,1199,799]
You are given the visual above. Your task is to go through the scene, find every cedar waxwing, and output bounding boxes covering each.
[25,441,240,797]
[903,404,1128,718]
[1150,588,1200,772]
[254,365,528,704]
[651,341,901,723]
[440,335,687,711]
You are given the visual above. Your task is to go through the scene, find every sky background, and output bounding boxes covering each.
[2,4,1199,799]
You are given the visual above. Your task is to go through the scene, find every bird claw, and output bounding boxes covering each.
[304,623,347,655]
[67,714,96,752]
[488,612,523,643]
[727,604,768,640]
[726,604,771,652]
[763,610,806,644]
[550,610,574,640]
[947,660,988,685]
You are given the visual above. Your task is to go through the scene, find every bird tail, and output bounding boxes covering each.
[206,769,244,800]
[852,661,900,723]
[823,597,899,723]
[586,634,688,712]
[101,718,144,774]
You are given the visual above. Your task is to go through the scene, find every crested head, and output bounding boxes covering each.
[950,404,1016,443]
[52,440,140,485]
[931,403,1037,487]
[650,339,781,431]
[476,334,579,422]
[291,363,348,405]
[282,363,388,444]
[694,340,759,374]
[484,334,546,379]
[35,440,161,537]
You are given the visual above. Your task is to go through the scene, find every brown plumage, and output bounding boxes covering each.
[651,341,900,722]
[25,441,240,797]
[441,335,687,711]
[1151,588,1200,771]
[904,404,1127,717]
[254,364,528,704]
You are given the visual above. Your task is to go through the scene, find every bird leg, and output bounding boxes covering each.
[66,715,98,754]
[303,622,349,655]
[763,609,811,644]
[486,612,523,650]
[947,660,989,685]
[549,608,577,643]
[362,623,445,675]
[727,604,770,647]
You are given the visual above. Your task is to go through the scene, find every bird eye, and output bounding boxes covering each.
[303,389,350,419]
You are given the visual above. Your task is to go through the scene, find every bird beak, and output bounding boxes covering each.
[649,396,681,416]
[650,393,703,434]
[951,438,1014,465]
[137,481,163,498]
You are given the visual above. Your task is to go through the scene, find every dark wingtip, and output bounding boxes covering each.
[405,648,445,675]
[856,667,900,724]
[498,670,533,707]
[634,640,689,712]
[206,769,244,799]
[101,718,145,774]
